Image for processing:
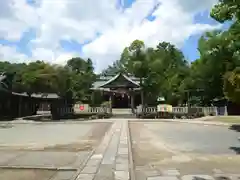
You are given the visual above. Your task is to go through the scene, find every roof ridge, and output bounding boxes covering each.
[99,72,140,88]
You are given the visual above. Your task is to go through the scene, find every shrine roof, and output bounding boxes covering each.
[92,73,140,89]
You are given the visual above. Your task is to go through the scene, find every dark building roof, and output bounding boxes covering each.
[92,73,140,90]
[0,73,9,90]
[0,74,5,81]
[11,92,60,99]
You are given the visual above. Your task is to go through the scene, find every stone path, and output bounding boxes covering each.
[76,120,130,180]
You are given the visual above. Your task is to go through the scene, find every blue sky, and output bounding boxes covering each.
[0,0,226,71]
[182,11,231,61]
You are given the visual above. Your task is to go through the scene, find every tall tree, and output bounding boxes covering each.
[66,57,95,101]
[206,0,240,103]
[223,67,240,103]
[113,40,190,105]
[101,60,123,76]
[211,0,240,22]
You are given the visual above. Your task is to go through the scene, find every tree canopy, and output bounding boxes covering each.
[0,58,95,102]
[1,0,239,105]
[102,0,240,105]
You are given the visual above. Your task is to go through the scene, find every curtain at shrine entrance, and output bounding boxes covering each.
[112,93,130,108]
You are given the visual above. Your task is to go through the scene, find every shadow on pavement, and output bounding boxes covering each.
[229,124,240,132]
[229,146,240,154]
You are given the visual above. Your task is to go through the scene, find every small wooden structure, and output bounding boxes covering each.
[0,72,61,120]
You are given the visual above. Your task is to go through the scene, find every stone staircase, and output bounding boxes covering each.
[111,108,136,118]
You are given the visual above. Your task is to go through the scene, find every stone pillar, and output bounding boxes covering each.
[131,94,135,113]
[224,106,228,116]
[215,106,218,116]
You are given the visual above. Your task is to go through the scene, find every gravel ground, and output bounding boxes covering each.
[0,122,111,151]
[0,122,112,180]
[129,121,240,177]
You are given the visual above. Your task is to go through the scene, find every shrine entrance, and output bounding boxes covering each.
[92,73,143,113]
[112,93,130,108]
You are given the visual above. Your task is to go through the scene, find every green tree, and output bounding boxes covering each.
[211,0,240,22]
[112,40,190,106]
[66,57,95,101]
[101,60,124,76]
[204,0,240,103]
[20,61,57,95]
[0,57,96,103]
[224,67,240,103]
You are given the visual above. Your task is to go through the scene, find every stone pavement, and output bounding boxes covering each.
[74,120,239,180]
[76,120,130,180]
[129,121,240,180]
[0,119,239,180]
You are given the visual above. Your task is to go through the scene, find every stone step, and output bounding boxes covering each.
[112,108,134,115]
[112,114,136,119]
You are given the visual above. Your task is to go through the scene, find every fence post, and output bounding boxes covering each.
[214,106,218,116]
[224,106,228,116]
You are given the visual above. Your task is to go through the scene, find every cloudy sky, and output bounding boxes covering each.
[0,0,228,72]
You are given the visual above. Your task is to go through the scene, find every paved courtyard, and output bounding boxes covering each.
[130,121,240,180]
[0,119,239,180]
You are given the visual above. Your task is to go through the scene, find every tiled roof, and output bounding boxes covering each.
[31,93,60,99]
[0,74,8,90]
[93,73,140,89]
[11,92,60,99]
[0,75,5,82]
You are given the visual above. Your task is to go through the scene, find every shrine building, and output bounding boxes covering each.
[91,73,143,110]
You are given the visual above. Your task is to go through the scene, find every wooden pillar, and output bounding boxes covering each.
[109,93,112,113]
[18,96,22,117]
[91,91,95,105]
[141,89,144,113]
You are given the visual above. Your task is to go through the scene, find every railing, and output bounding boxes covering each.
[172,107,188,114]
[53,105,223,117]
[88,107,111,114]
[137,105,221,116]
[55,107,74,116]
[144,107,157,113]
[51,106,111,116]
[203,107,218,115]
[172,106,218,115]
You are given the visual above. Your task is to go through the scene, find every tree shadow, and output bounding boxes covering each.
[229,124,240,132]
[229,146,240,154]
[229,137,240,154]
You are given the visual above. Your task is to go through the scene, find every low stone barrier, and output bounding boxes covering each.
[136,105,226,119]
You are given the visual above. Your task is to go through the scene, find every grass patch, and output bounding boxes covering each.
[211,116,240,124]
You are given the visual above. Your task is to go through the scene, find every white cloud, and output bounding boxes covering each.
[0,45,28,63]
[31,47,79,65]
[0,0,220,72]
[0,45,76,65]
[0,0,37,40]
[82,0,220,72]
